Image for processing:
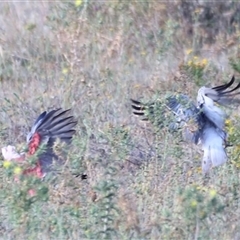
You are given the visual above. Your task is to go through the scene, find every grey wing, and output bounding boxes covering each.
[131,98,166,127]
[200,104,226,130]
[27,111,47,142]
[206,76,240,105]
[27,108,77,174]
[166,94,200,123]
[27,108,77,145]
[131,94,202,144]
[166,95,204,143]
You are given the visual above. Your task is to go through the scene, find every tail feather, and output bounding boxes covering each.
[202,145,227,174]
[201,126,227,174]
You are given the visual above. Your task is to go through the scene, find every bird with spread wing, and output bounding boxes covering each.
[2,108,77,178]
[131,76,240,173]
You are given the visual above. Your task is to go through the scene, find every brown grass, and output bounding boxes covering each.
[1,1,240,239]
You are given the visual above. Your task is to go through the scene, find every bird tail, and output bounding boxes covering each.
[201,127,227,174]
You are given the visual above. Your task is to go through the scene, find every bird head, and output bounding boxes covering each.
[197,87,209,106]
[197,87,216,107]
[197,76,240,107]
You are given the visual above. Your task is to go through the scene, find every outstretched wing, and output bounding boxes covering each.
[27,108,77,174]
[131,98,170,129]
[27,108,77,146]
[197,76,240,130]
[131,94,202,143]
[204,76,240,105]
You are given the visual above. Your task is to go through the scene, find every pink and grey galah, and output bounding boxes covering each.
[2,108,77,178]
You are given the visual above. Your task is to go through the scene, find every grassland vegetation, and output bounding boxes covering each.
[1,1,240,239]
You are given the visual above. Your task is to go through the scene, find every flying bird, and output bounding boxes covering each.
[131,76,240,173]
[2,108,77,178]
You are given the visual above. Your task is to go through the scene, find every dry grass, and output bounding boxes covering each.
[1,1,240,239]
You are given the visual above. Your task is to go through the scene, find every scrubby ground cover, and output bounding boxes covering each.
[1,1,240,239]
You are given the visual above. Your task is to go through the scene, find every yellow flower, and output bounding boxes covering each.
[191,200,197,208]
[228,126,235,135]
[196,167,202,174]
[186,49,193,55]
[128,58,134,64]
[13,167,22,175]
[134,84,141,89]
[232,159,240,168]
[195,185,208,192]
[236,145,240,151]
[196,61,202,67]
[75,0,82,7]
[3,160,12,169]
[62,68,69,75]
[187,169,193,177]
[209,189,217,198]
[202,58,208,66]
[187,60,192,66]
[225,119,232,126]
[106,94,112,99]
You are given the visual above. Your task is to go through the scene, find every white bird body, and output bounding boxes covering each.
[200,103,225,129]
[197,86,226,129]
[196,83,235,173]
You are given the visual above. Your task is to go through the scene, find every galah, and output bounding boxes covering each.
[2,108,77,178]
